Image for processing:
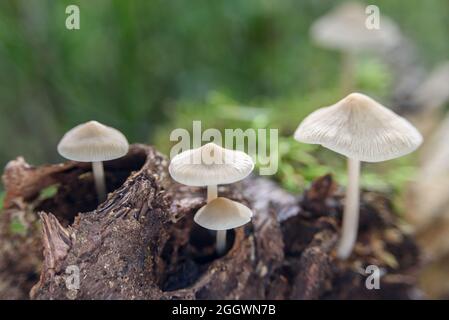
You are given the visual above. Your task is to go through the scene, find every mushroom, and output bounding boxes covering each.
[57,120,129,203]
[294,92,422,259]
[194,197,253,254]
[310,2,402,93]
[169,142,254,202]
[169,142,254,254]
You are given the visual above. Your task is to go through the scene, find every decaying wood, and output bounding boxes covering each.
[0,145,422,299]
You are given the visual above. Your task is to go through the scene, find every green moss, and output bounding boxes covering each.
[10,217,26,236]
[38,185,59,201]
[0,191,4,211]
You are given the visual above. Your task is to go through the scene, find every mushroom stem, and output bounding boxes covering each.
[341,52,356,94]
[206,185,227,255]
[92,161,107,203]
[337,157,360,259]
[207,185,218,203]
[216,230,227,255]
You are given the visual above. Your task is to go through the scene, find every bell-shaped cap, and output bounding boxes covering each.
[194,197,253,231]
[168,143,254,186]
[310,2,401,52]
[294,93,423,162]
[57,121,129,162]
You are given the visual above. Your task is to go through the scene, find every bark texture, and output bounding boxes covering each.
[0,145,422,299]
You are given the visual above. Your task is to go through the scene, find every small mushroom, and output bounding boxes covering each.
[311,2,401,53]
[169,142,254,202]
[57,120,129,203]
[310,2,402,93]
[294,92,422,259]
[169,142,254,254]
[194,197,253,255]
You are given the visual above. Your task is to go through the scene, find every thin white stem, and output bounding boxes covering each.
[337,158,360,260]
[216,230,227,255]
[341,51,356,94]
[207,185,225,254]
[207,185,218,203]
[92,161,106,203]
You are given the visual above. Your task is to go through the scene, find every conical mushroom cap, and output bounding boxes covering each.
[194,197,253,231]
[169,143,254,186]
[294,93,423,162]
[58,121,129,162]
[310,2,401,52]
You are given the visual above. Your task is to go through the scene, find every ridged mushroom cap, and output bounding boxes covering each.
[57,121,129,162]
[168,143,254,186]
[194,197,253,231]
[294,93,423,162]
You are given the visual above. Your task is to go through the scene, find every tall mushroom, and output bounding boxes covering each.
[57,120,129,203]
[294,92,422,259]
[169,142,254,254]
[194,197,253,255]
[310,2,402,93]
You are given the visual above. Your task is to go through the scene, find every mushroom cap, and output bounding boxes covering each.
[310,2,402,52]
[57,121,129,162]
[294,93,423,162]
[194,197,253,231]
[168,143,254,186]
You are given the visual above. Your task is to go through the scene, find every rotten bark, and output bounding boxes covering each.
[0,145,422,300]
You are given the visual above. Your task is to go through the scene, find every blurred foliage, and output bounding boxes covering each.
[38,185,58,201]
[0,0,448,205]
[9,217,26,235]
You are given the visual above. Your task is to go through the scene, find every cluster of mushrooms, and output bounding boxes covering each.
[56,122,255,256]
[169,142,255,255]
[55,92,422,260]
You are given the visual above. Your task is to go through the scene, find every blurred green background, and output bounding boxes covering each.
[0,0,448,196]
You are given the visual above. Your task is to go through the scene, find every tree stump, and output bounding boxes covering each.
[0,144,422,299]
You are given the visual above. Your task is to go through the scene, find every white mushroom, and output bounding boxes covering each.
[294,92,422,259]
[57,120,129,202]
[311,2,401,53]
[194,197,253,254]
[169,142,254,202]
[169,142,254,254]
[310,2,402,93]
